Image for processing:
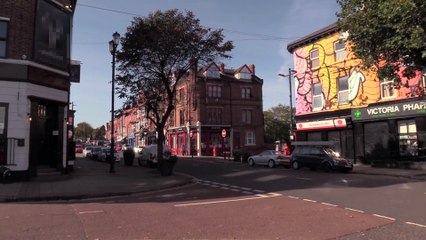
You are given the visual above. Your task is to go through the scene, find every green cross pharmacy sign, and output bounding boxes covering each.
[351,100,426,121]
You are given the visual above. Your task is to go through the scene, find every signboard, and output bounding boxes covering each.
[221,129,227,138]
[296,118,347,131]
[352,100,426,121]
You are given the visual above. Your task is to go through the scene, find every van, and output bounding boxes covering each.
[137,144,171,168]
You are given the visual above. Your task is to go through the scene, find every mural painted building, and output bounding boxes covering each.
[287,23,425,165]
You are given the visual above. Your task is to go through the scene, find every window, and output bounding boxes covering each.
[179,88,185,101]
[0,20,8,58]
[242,110,252,124]
[245,131,255,145]
[398,121,417,156]
[338,76,349,104]
[241,87,251,99]
[236,72,251,80]
[207,85,222,98]
[310,49,319,69]
[312,83,323,110]
[207,108,222,124]
[334,40,346,61]
[380,78,397,99]
[422,72,426,92]
[179,109,185,126]
[205,68,220,78]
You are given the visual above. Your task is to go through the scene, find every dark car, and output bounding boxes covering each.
[289,142,353,173]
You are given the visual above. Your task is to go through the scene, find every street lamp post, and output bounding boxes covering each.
[278,68,297,140]
[109,31,120,173]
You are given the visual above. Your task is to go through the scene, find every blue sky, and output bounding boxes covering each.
[71,0,340,128]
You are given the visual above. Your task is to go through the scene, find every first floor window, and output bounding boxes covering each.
[334,40,346,62]
[312,83,323,110]
[310,49,319,69]
[0,20,8,58]
[242,109,252,124]
[179,109,185,126]
[207,108,222,124]
[245,131,255,145]
[207,85,222,98]
[380,78,397,99]
[338,76,349,105]
[241,87,251,99]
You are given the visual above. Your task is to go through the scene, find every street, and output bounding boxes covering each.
[0,157,425,239]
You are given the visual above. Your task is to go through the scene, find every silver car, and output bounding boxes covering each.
[247,150,290,168]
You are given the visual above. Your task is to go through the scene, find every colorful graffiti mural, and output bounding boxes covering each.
[292,32,423,116]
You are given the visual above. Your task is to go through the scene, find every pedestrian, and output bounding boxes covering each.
[283,144,291,156]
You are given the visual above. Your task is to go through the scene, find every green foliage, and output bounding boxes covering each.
[74,122,94,141]
[337,0,426,82]
[92,125,106,140]
[116,9,233,163]
[263,104,292,144]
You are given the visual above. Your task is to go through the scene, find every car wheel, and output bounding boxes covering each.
[292,161,300,170]
[322,162,332,172]
[248,158,255,166]
[268,160,275,168]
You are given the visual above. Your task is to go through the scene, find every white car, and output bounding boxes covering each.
[137,144,171,168]
[83,146,94,158]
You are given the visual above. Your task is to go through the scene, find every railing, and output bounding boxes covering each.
[0,138,17,166]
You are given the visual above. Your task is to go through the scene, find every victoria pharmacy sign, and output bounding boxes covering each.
[352,100,426,120]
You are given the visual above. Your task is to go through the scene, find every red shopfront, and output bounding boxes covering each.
[200,127,230,156]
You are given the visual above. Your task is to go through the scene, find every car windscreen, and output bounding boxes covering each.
[323,147,340,157]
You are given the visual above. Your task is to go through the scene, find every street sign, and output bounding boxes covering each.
[221,129,226,138]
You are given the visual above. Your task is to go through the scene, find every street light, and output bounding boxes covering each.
[278,68,297,140]
[109,31,120,173]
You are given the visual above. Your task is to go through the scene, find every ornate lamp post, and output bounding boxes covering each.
[278,68,297,140]
[109,31,120,173]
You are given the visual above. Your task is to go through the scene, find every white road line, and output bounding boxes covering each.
[78,210,104,215]
[321,202,338,207]
[253,190,265,193]
[345,207,364,213]
[175,194,281,207]
[288,196,299,199]
[267,192,283,197]
[373,214,396,221]
[406,222,426,228]
[240,187,252,191]
[303,198,317,203]
[296,177,312,181]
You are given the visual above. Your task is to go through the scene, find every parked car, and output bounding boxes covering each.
[99,147,120,162]
[289,141,353,173]
[247,150,290,168]
[90,146,103,160]
[83,146,94,158]
[137,144,171,168]
[75,144,84,153]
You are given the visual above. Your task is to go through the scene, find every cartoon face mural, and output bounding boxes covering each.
[292,32,423,116]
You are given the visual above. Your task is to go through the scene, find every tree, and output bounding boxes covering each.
[263,104,292,144]
[116,9,233,168]
[74,122,94,142]
[92,125,106,140]
[337,0,425,84]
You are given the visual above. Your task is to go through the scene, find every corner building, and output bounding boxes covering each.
[0,0,77,179]
[287,23,425,166]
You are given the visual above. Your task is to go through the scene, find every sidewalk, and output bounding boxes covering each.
[0,157,193,202]
[1,157,425,202]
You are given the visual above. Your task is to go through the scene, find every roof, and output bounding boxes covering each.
[287,22,339,53]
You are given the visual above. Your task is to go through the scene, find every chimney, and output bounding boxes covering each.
[248,64,255,75]
[219,63,225,73]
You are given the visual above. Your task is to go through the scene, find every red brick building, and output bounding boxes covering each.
[168,63,265,157]
[0,0,78,179]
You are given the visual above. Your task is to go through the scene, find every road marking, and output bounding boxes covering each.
[296,177,312,181]
[321,202,338,207]
[373,214,395,221]
[240,187,252,191]
[242,191,253,194]
[303,198,317,203]
[345,207,364,213]
[253,190,265,193]
[78,210,104,215]
[406,222,426,228]
[288,196,299,199]
[175,194,281,207]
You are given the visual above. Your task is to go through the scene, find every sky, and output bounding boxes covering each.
[70,0,340,128]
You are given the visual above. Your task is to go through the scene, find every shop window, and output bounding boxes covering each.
[398,121,418,156]
[338,76,349,104]
[0,19,8,58]
[380,78,397,99]
[334,40,346,62]
[245,131,255,145]
[310,49,319,69]
[312,83,323,111]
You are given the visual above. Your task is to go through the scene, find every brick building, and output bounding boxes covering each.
[0,0,78,179]
[167,63,265,157]
[287,23,425,166]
